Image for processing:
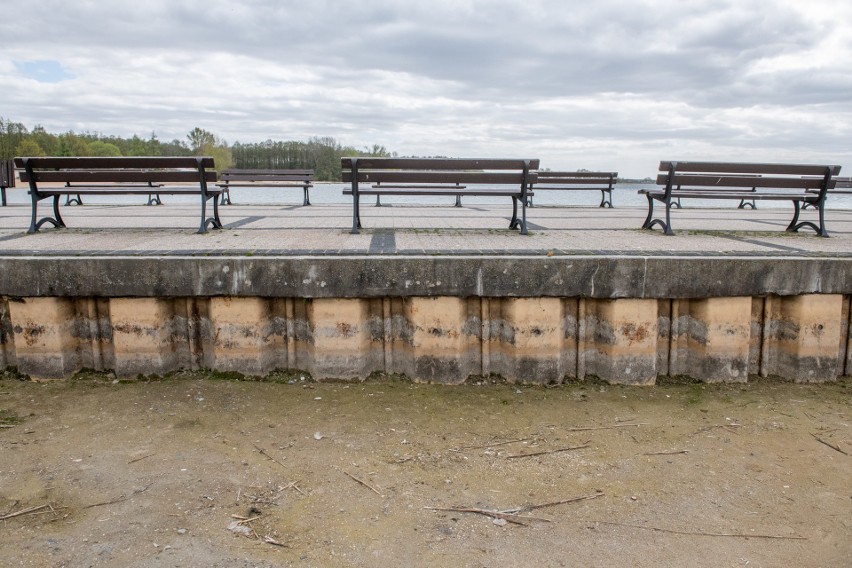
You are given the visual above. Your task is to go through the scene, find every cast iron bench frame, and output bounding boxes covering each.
[15,156,222,234]
[216,169,314,206]
[529,171,618,207]
[0,160,15,207]
[640,161,841,237]
[341,157,538,235]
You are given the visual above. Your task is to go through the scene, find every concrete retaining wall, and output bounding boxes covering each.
[2,255,849,383]
[2,294,849,383]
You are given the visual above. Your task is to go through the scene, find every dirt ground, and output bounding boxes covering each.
[0,371,849,568]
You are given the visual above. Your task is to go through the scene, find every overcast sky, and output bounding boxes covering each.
[2,0,850,177]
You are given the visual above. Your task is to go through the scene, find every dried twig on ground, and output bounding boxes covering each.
[0,503,54,521]
[564,423,647,432]
[0,424,15,429]
[643,450,689,456]
[283,480,307,496]
[253,444,287,468]
[810,433,848,456]
[424,506,549,526]
[590,520,807,540]
[263,535,288,547]
[82,496,126,509]
[127,453,155,464]
[343,470,383,497]
[504,492,605,513]
[450,437,534,452]
[505,444,589,459]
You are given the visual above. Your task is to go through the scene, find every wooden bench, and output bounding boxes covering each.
[15,156,222,234]
[341,157,539,234]
[529,171,618,207]
[640,161,841,237]
[370,182,466,208]
[216,169,314,205]
[0,160,15,207]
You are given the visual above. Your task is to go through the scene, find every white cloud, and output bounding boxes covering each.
[0,0,849,177]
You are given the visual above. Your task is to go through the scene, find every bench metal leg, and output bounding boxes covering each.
[508,197,520,230]
[737,199,756,209]
[221,188,232,205]
[303,187,311,206]
[520,196,528,235]
[198,194,223,234]
[351,195,362,234]
[375,195,382,207]
[786,200,828,237]
[28,194,65,234]
[1,186,6,207]
[454,195,462,207]
[642,194,674,235]
[599,189,613,208]
[146,194,163,206]
[65,194,83,206]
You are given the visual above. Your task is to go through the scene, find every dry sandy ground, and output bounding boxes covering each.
[0,372,849,568]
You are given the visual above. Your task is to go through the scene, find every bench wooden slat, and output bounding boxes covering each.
[342,157,539,171]
[343,171,536,185]
[19,170,218,183]
[655,173,834,190]
[15,156,215,170]
[659,161,841,177]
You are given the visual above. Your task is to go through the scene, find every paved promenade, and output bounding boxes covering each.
[0,199,850,257]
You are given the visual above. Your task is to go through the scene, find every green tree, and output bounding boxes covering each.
[0,117,28,160]
[15,139,46,157]
[88,141,122,156]
[187,127,217,155]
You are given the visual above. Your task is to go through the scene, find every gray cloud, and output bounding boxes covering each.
[1,0,849,177]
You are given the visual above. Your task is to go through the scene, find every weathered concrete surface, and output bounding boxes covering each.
[0,256,850,299]
[5,294,847,383]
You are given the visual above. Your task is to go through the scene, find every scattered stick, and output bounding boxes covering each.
[283,480,307,496]
[254,444,287,468]
[128,453,155,464]
[82,495,126,509]
[643,450,689,456]
[590,520,807,540]
[0,424,15,429]
[505,444,589,459]
[263,535,289,547]
[343,471,383,497]
[424,506,549,526]
[450,437,533,452]
[505,492,605,513]
[231,515,262,524]
[811,433,848,456]
[564,423,646,432]
[0,503,52,521]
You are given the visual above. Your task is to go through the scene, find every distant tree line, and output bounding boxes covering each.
[0,117,393,181]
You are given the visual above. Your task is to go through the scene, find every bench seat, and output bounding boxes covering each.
[641,161,841,236]
[341,157,539,234]
[530,171,618,207]
[15,156,221,234]
[216,169,314,205]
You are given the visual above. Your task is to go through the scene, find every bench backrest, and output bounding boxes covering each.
[534,171,617,188]
[0,160,15,187]
[220,169,314,183]
[657,161,840,200]
[833,176,851,189]
[341,158,539,193]
[14,156,217,185]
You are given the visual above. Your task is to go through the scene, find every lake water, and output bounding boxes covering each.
[4,182,851,209]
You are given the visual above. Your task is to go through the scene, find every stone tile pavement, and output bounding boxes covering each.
[0,201,850,258]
